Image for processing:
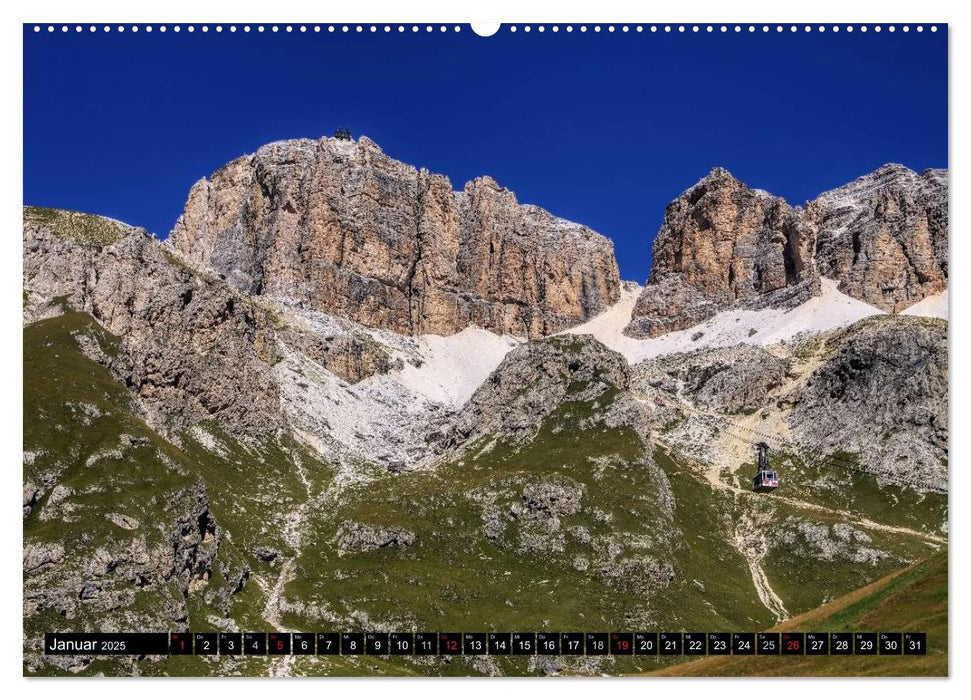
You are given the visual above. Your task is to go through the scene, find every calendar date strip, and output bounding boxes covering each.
[45,631,926,657]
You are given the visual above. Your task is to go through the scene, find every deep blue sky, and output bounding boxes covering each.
[24,25,947,282]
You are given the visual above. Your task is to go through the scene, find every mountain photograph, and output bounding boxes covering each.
[21,22,948,678]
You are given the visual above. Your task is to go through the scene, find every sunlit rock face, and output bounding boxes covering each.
[170,136,621,338]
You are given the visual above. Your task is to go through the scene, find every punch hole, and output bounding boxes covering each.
[470,23,500,37]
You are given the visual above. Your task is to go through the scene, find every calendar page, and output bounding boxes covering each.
[21,18,948,678]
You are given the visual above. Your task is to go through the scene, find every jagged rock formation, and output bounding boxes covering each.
[450,334,634,444]
[23,207,411,438]
[626,168,819,337]
[336,521,417,553]
[170,136,621,338]
[630,315,948,489]
[626,164,948,338]
[635,345,793,415]
[786,315,948,487]
[808,164,948,312]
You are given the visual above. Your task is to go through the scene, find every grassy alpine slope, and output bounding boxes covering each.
[23,303,946,676]
[646,550,947,677]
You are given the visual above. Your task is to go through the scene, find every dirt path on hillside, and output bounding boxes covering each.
[641,385,946,547]
[260,441,368,677]
[652,434,943,622]
[657,433,945,541]
[732,506,790,622]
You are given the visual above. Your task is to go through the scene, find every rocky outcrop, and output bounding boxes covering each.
[170,136,621,338]
[626,168,819,338]
[23,207,283,436]
[520,478,584,519]
[808,164,948,312]
[635,345,792,415]
[774,518,893,566]
[786,315,948,488]
[336,521,417,553]
[24,481,220,625]
[450,335,632,444]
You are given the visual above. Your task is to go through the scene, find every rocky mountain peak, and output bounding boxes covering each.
[875,162,913,175]
[353,133,381,149]
[686,167,780,202]
[463,174,504,192]
[170,135,621,338]
[813,163,925,206]
[694,166,743,187]
[678,167,750,206]
[626,168,818,338]
[808,164,947,312]
[626,163,948,337]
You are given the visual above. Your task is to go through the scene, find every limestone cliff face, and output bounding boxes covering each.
[808,164,948,312]
[626,164,948,338]
[626,168,819,338]
[170,136,621,338]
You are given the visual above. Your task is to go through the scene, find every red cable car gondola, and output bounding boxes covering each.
[751,442,780,492]
[753,470,780,492]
